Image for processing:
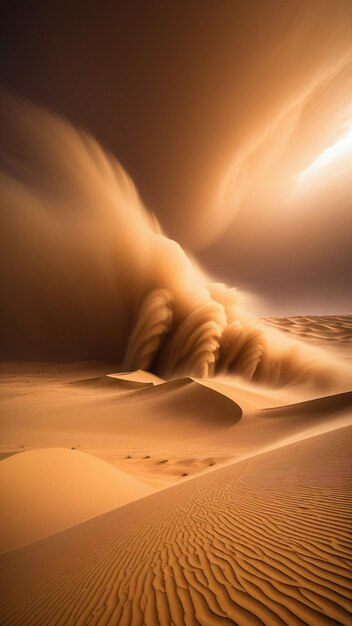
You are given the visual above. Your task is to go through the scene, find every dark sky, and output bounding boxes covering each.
[1,0,352,314]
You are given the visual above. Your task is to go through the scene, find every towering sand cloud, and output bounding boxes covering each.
[0,95,349,387]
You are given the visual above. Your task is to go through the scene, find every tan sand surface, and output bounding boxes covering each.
[0,316,351,623]
[1,427,351,625]
[263,315,352,357]
[0,447,152,553]
[1,348,351,488]
[0,370,242,445]
[108,370,165,385]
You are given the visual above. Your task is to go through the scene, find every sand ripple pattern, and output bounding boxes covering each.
[1,427,351,626]
[263,315,352,347]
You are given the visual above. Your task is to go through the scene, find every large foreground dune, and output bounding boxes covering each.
[1,427,351,625]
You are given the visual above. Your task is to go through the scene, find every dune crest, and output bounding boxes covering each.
[108,370,165,385]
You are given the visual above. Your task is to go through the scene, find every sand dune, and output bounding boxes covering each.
[1,427,351,626]
[105,382,352,487]
[1,361,350,487]
[72,369,164,391]
[203,387,352,459]
[0,343,351,623]
[264,315,352,348]
[196,377,285,412]
[0,448,152,553]
[109,370,165,385]
[0,372,243,446]
[119,377,243,433]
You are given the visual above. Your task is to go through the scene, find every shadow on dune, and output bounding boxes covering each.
[125,377,242,427]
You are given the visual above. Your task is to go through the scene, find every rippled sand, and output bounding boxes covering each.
[0,316,351,625]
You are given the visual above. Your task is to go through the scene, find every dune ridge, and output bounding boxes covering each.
[108,370,165,385]
[0,373,244,446]
[1,365,350,489]
[0,427,351,625]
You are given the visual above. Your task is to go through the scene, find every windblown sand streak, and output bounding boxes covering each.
[1,427,351,625]
[1,94,350,389]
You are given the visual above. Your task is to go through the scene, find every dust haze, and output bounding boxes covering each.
[1,94,349,389]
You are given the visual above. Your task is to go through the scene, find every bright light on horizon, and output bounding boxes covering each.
[296,125,352,191]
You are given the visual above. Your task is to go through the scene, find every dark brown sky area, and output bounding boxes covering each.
[1,0,352,315]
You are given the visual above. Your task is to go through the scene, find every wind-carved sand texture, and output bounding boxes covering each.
[0,428,351,626]
[0,315,351,625]
[263,315,352,348]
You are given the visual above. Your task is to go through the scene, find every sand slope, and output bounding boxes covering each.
[118,377,243,436]
[1,427,351,626]
[262,390,352,419]
[1,363,350,487]
[71,369,163,391]
[0,374,243,446]
[0,448,152,553]
[200,386,352,458]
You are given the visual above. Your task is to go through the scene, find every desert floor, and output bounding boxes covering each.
[0,315,351,625]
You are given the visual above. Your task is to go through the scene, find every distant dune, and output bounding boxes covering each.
[118,377,243,435]
[263,315,352,348]
[0,448,152,552]
[0,371,243,446]
[1,427,351,625]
